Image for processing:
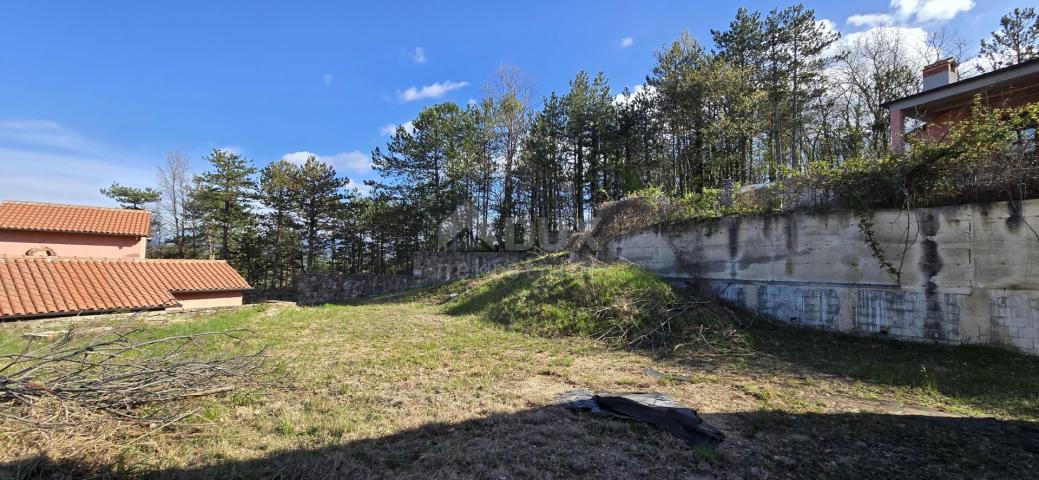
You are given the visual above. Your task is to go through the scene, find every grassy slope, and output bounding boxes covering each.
[440,255,705,347]
[438,257,1039,419]
[1,261,1038,478]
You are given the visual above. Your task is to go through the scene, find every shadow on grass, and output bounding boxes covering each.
[5,406,1038,480]
[416,259,1039,419]
[715,321,1039,418]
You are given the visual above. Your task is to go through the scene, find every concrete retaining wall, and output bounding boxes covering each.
[598,199,1039,354]
[298,251,532,305]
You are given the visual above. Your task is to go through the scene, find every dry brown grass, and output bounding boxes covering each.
[1,299,1038,479]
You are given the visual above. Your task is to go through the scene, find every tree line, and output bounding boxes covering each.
[105,5,1039,290]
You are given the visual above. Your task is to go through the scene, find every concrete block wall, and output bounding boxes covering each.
[599,199,1039,354]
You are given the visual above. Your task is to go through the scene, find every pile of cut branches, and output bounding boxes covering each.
[0,327,265,424]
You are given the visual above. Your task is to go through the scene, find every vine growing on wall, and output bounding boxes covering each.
[856,210,901,284]
[579,99,1038,279]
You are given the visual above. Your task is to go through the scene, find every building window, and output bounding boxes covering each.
[1019,126,1037,153]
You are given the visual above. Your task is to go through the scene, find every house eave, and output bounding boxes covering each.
[882,58,1039,112]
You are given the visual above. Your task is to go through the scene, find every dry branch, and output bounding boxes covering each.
[0,327,265,422]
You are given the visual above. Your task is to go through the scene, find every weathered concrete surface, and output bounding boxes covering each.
[599,199,1039,354]
[298,251,532,305]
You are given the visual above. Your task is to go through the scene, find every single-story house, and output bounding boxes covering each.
[0,256,251,320]
[884,57,1039,151]
[0,200,252,320]
[0,201,151,258]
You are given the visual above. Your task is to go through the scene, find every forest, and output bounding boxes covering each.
[103,5,1039,291]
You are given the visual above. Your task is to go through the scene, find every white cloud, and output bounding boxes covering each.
[412,47,426,64]
[0,119,95,152]
[322,73,333,86]
[847,13,894,27]
[397,80,469,102]
[890,0,974,23]
[613,84,657,105]
[348,180,373,197]
[0,119,155,206]
[817,18,838,36]
[840,25,934,66]
[828,25,936,87]
[379,121,415,136]
[281,150,372,172]
[217,145,242,155]
[619,37,634,48]
[960,50,1014,77]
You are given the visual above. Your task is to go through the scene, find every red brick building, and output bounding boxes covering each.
[884,57,1039,151]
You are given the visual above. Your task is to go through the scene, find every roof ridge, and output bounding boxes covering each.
[0,253,250,319]
[0,201,153,237]
[0,200,152,213]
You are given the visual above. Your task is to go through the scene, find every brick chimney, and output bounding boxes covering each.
[922,58,959,91]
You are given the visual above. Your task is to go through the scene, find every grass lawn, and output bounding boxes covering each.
[2,276,1039,478]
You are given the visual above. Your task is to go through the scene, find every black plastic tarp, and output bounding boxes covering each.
[555,390,724,448]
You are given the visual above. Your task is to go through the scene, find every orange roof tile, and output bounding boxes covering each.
[0,201,152,237]
[0,257,251,319]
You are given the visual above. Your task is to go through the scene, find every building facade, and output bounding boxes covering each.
[884,58,1039,151]
[0,200,250,320]
[0,201,150,258]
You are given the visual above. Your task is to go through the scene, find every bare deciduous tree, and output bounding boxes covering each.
[157,152,191,257]
[927,26,969,65]
[483,65,535,224]
[834,27,921,156]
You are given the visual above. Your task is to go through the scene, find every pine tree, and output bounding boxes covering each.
[100,182,161,209]
[259,159,301,288]
[979,8,1039,71]
[371,102,470,250]
[780,5,839,170]
[647,33,711,193]
[293,156,348,272]
[712,7,765,181]
[191,149,257,261]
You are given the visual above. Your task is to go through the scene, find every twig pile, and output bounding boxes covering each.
[0,328,265,422]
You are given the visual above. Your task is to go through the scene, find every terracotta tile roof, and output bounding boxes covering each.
[0,201,152,237]
[0,257,251,319]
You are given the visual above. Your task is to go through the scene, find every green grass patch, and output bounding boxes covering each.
[441,256,723,349]
[743,321,1039,419]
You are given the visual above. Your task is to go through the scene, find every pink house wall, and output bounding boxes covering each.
[172,291,245,309]
[0,230,147,258]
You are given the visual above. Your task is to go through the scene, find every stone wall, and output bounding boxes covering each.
[297,251,532,305]
[412,251,532,282]
[598,199,1039,354]
[297,274,426,305]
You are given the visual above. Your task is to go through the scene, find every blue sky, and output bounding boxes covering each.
[0,0,1029,206]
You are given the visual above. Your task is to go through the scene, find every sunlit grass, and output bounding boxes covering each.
[2,266,1039,478]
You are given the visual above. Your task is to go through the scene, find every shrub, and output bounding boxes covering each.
[806,99,1039,211]
[442,258,728,349]
[585,186,779,248]
[587,99,1039,249]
